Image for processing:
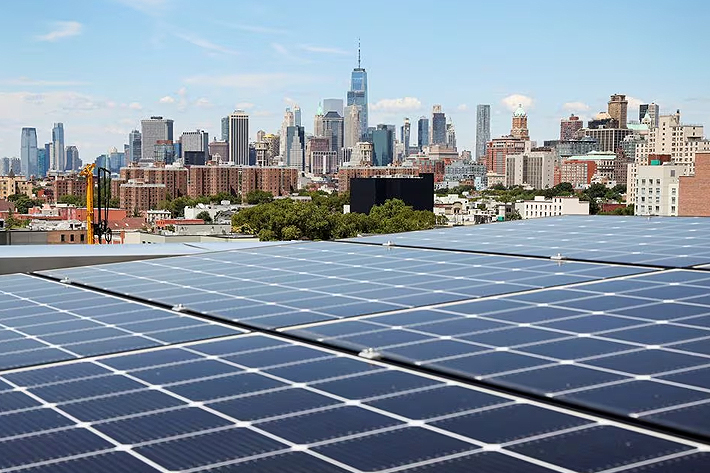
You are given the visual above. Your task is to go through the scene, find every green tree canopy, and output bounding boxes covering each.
[195,210,212,223]
[245,190,274,205]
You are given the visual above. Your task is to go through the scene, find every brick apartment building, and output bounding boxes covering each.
[120,182,167,212]
[560,160,597,188]
[112,165,188,201]
[188,166,298,200]
[52,176,87,203]
[337,166,420,193]
[679,152,710,216]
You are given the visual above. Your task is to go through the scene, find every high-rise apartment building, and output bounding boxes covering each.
[511,105,530,140]
[128,130,141,163]
[20,127,38,178]
[505,149,556,189]
[608,94,628,129]
[431,105,446,145]
[346,44,368,139]
[485,136,526,175]
[446,120,456,150]
[51,123,65,171]
[65,146,80,172]
[344,105,361,149]
[280,108,295,156]
[560,114,583,141]
[228,110,249,165]
[417,117,430,150]
[401,118,411,157]
[475,105,491,161]
[141,117,173,163]
[37,147,48,177]
[293,105,302,127]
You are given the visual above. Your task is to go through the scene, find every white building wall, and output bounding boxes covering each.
[515,196,589,219]
[634,164,688,216]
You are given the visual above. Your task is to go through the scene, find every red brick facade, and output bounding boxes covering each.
[679,153,710,216]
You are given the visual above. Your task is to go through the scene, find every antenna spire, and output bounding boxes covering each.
[357,38,361,68]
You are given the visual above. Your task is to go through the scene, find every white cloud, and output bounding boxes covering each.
[1,77,89,87]
[195,98,212,108]
[271,43,289,56]
[563,101,590,112]
[457,104,468,112]
[235,102,255,109]
[226,24,287,35]
[370,97,422,112]
[159,96,175,104]
[626,96,645,109]
[501,94,534,111]
[128,102,142,110]
[183,73,320,89]
[298,44,349,55]
[36,21,82,42]
[175,33,238,56]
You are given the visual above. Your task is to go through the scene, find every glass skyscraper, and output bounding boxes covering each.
[431,105,446,145]
[372,125,393,166]
[346,46,368,140]
[20,127,38,177]
[417,117,429,150]
[476,104,491,160]
[51,123,65,171]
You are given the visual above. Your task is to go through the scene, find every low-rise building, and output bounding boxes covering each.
[515,196,589,219]
[634,163,688,216]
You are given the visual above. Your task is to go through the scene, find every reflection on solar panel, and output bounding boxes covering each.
[0,334,704,472]
[346,216,710,267]
[9,216,710,470]
[287,269,710,440]
[0,274,243,371]
[40,241,649,329]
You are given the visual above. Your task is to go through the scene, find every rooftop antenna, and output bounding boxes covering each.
[358,38,361,68]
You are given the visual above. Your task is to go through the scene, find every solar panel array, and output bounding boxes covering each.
[346,216,710,267]
[1,334,706,473]
[1,216,710,471]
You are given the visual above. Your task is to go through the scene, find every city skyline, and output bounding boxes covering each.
[0,0,708,160]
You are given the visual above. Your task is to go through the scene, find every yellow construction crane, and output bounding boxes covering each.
[79,164,96,244]
[79,164,112,244]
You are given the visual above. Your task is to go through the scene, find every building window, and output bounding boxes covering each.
[61,235,65,242]
[70,234,75,242]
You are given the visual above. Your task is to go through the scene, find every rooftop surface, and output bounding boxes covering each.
[1,215,710,472]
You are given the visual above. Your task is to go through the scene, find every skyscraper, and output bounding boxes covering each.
[221,116,229,142]
[344,105,361,149]
[141,117,174,163]
[20,127,38,178]
[285,125,305,170]
[37,147,48,177]
[293,105,302,127]
[128,130,142,163]
[181,129,209,165]
[560,114,583,140]
[323,99,344,117]
[511,105,530,140]
[65,146,80,172]
[314,103,325,138]
[51,123,65,171]
[401,118,411,157]
[418,117,430,150]
[640,103,660,129]
[346,43,368,139]
[280,108,295,156]
[608,94,628,129]
[372,124,394,166]
[446,119,457,150]
[476,105,491,161]
[431,105,446,145]
[322,111,344,154]
[228,110,249,165]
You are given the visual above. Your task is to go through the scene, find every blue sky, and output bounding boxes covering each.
[1,0,709,160]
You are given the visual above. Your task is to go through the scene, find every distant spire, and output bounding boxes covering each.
[357,38,361,68]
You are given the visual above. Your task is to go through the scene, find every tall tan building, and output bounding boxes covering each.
[511,105,530,140]
[608,94,628,129]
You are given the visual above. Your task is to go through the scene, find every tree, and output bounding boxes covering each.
[507,210,522,221]
[196,210,212,223]
[58,194,84,207]
[8,194,39,214]
[245,190,274,205]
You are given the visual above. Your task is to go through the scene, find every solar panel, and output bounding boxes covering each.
[345,216,710,267]
[0,333,702,472]
[0,274,243,371]
[286,269,710,440]
[40,241,651,330]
